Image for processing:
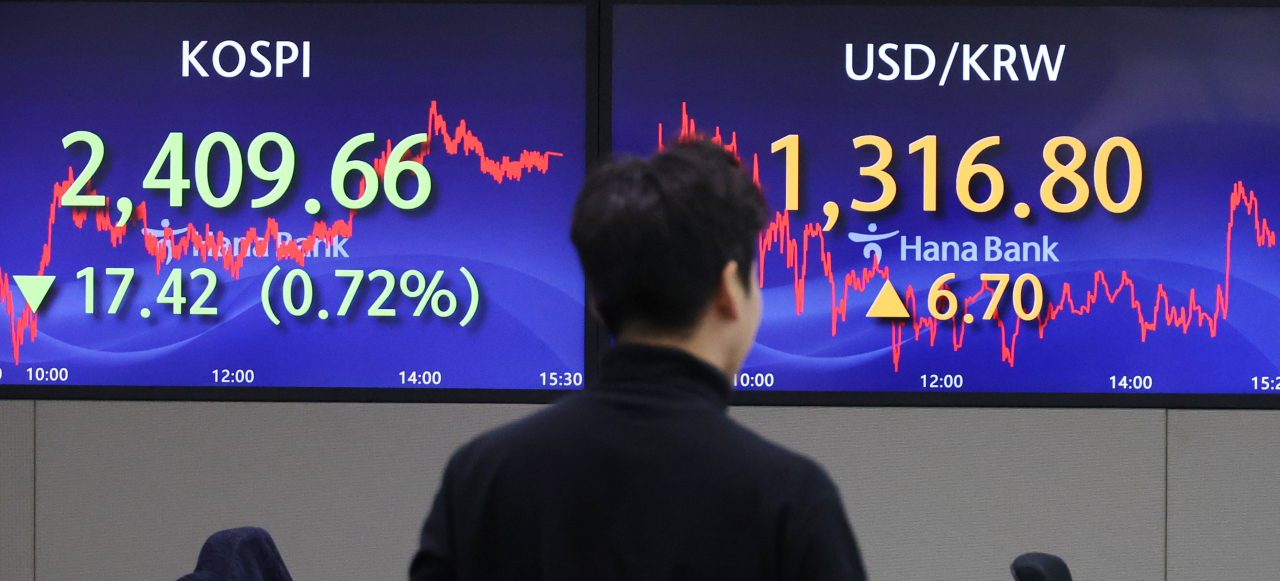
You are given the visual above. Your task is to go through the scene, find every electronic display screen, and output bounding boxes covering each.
[0,3,586,389]
[613,6,1280,395]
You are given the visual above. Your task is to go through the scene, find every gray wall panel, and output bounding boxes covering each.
[35,401,538,581]
[1168,410,1280,581]
[732,407,1166,581]
[0,400,34,581]
[33,401,1173,581]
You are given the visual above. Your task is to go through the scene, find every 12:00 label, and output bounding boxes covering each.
[212,369,255,383]
[921,374,963,389]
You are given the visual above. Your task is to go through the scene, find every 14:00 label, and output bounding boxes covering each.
[1110,375,1152,390]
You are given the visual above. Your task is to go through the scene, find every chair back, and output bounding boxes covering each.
[176,527,293,581]
[1010,551,1072,581]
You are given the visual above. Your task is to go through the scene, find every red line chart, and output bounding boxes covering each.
[427,100,562,183]
[664,103,1278,372]
[660,102,760,184]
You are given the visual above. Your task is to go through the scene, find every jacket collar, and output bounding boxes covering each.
[593,343,732,408]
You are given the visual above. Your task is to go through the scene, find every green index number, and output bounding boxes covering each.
[335,270,364,316]
[146,131,293,210]
[332,133,378,209]
[76,267,135,314]
[195,132,243,209]
[367,269,396,317]
[144,133,190,206]
[189,268,218,315]
[61,131,107,207]
[384,134,432,210]
[248,132,296,208]
[157,268,187,314]
[77,267,95,313]
[332,133,434,211]
[105,268,135,314]
[155,268,216,315]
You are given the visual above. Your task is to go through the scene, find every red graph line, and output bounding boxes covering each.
[426,100,562,183]
[0,167,360,363]
[659,102,760,183]
[0,273,32,364]
[1,102,563,364]
[664,104,1278,372]
[353,100,565,195]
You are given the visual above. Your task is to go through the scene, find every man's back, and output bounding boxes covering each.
[410,344,866,581]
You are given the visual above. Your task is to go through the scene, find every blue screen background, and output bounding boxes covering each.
[0,3,586,388]
[613,6,1280,394]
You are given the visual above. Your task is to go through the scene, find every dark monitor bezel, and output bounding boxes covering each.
[3,0,1279,409]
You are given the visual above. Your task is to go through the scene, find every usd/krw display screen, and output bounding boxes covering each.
[613,6,1279,395]
[0,3,585,389]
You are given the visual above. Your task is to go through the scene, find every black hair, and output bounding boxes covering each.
[571,139,769,336]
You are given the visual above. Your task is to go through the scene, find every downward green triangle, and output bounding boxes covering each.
[12,275,55,313]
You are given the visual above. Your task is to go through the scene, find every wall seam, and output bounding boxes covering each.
[1163,407,1169,581]
[32,401,37,581]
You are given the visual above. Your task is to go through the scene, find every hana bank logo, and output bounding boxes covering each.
[145,218,350,264]
[847,223,899,264]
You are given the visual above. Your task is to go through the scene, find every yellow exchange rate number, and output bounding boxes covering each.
[928,272,1044,322]
[771,134,1143,221]
[849,135,1140,214]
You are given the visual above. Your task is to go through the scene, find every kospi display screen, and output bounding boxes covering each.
[613,6,1280,395]
[0,3,586,389]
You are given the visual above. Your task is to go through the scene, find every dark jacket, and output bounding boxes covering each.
[178,527,293,581]
[410,343,867,581]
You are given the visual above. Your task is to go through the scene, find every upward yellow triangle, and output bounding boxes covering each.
[866,279,910,319]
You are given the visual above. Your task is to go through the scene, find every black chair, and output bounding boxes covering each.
[1011,552,1072,581]
[177,527,293,581]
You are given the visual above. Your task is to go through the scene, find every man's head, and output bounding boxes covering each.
[571,139,768,377]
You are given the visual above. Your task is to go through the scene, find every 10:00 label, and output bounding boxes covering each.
[27,367,69,381]
[734,373,775,388]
